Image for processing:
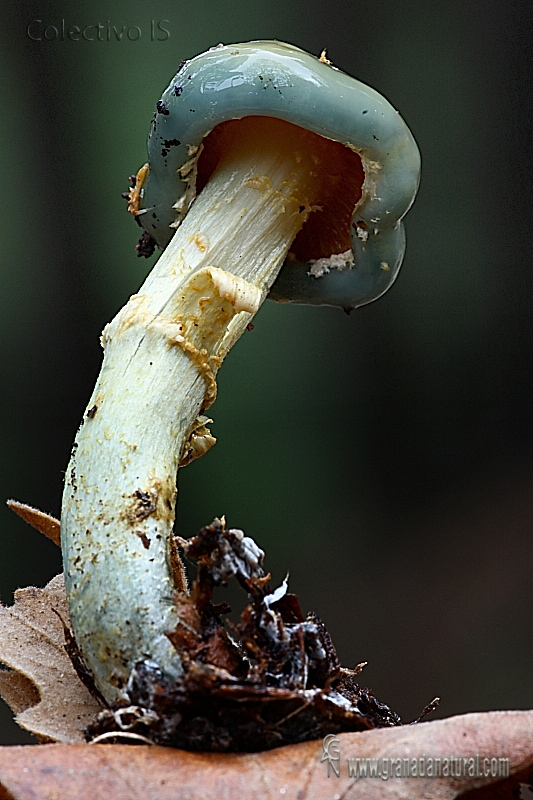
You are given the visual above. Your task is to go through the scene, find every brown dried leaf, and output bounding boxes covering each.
[0,711,532,800]
[0,671,39,715]
[6,500,61,547]
[0,574,102,743]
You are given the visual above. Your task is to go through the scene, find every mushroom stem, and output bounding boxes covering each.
[61,117,335,702]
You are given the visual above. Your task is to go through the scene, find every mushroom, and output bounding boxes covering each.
[61,41,420,703]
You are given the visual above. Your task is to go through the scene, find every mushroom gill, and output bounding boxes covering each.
[195,115,365,263]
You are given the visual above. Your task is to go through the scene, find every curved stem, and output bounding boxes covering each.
[61,117,330,701]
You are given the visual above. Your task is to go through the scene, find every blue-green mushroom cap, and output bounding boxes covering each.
[135,41,420,311]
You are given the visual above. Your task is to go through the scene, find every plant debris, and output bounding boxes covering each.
[0,574,102,743]
[87,519,407,751]
[135,231,156,258]
[6,499,61,546]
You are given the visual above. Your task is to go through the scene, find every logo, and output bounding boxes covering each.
[321,734,341,778]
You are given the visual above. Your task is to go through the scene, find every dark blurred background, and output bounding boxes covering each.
[1,0,532,743]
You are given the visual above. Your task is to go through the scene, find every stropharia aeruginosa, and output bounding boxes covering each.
[61,41,420,703]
